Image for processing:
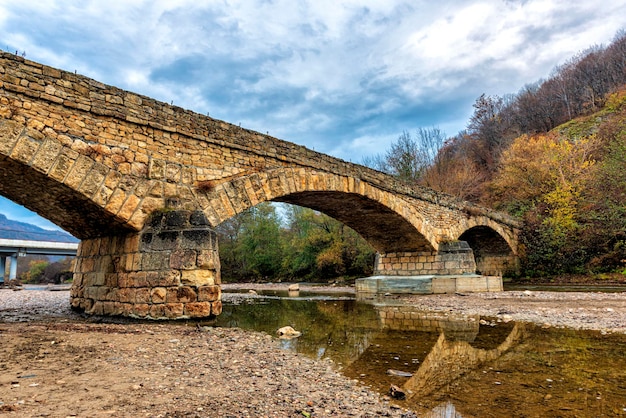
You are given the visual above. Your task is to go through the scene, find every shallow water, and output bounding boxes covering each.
[210,293,626,417]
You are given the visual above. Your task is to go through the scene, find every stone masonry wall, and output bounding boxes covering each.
[70,209,222,319]
[475,254,520,276]
[374,241,477,276]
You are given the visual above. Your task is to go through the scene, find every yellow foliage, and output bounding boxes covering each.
[605,86,626,111]
[542,185,580,237]
[490,132,597,210]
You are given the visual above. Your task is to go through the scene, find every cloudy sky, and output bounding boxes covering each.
[1,0,625,231]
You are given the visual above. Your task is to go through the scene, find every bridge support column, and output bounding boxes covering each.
[70,209,221,319]
[9,254,18,281]
[0,256,5,284]
[374,241,477,276]
[356,241,503,295]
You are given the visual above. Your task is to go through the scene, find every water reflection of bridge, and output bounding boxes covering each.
[340,305,525,404]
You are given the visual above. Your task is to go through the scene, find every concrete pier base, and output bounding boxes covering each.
[355,274,502,297]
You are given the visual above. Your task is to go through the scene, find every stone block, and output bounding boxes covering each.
[90,301,104,316]
[133,303,150,318]
[144,231,179,251]
[102,301,118,316]
[166,286,197,303]
[211,300,223,316]
[117,287,134,303]
[190,211,209,226]
[486,276,503,292]
[181,229,213,249]
[105,273,118,287]
[141,252,170,271]
[456,276,488,293]
[431,277,456,294]
[135,288,151,303]
[151,287,167,303]
[133,271,149,287]
[165,210,187,227]
[121,303,133,316]
[197,250,216,270]
[11,135,42,164]
[164,303,184,318]
[149,304,166,319]
[184,302,211,317]
[197,285,221,302]
[170,249,197,270]
[147,270,180,287]
[117,273,129,288]
[181,269,214,286]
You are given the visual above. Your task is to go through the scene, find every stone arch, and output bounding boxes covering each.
[196,167,438,253]
[0,118,171,239]
[459,216,519,254]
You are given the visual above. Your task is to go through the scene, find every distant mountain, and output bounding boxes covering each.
[0,214,79,242]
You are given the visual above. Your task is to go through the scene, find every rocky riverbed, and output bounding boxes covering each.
[1,285,625,417]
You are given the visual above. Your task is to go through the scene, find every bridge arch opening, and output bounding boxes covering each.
[274,191,434,254]
[0,196,78,285]
[459,225,519,276]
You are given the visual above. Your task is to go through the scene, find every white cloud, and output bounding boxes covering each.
[0,0,625,160]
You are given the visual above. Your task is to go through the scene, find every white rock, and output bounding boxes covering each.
[276,326,301,338]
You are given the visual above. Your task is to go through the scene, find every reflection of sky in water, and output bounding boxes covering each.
[214,293,626,417]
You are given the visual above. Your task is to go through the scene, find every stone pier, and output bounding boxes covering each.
[70,209,222,319]
[356,241,502,296]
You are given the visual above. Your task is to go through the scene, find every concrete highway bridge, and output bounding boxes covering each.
[0,238,78,283]
[0,52,520,319]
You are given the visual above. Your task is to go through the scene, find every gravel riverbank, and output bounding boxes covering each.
[1,285,625,416]
[0,287,415,417]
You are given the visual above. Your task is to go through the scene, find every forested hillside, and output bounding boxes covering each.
[372,30,626,278]
[216,204,375,283]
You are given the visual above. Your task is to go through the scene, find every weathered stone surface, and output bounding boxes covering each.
[150,287,167,304]
[356,274,502,296]
[184,301,211,317]
[167,286,197,303]
[197,285,221,302]
[211,300,223,316]
[197,250,217,270]
[164,303,184,318]
[181,270,214,286]
[170,249,197,270]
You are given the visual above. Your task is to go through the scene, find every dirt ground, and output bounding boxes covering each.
[1,284,625,417]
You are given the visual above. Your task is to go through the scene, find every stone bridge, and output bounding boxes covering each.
[0,52,520,319]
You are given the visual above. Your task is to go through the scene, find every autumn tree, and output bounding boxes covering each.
[420,133,488,202]
[216,203,284,281]
[282,206,374,281]
[364,128,446,183]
